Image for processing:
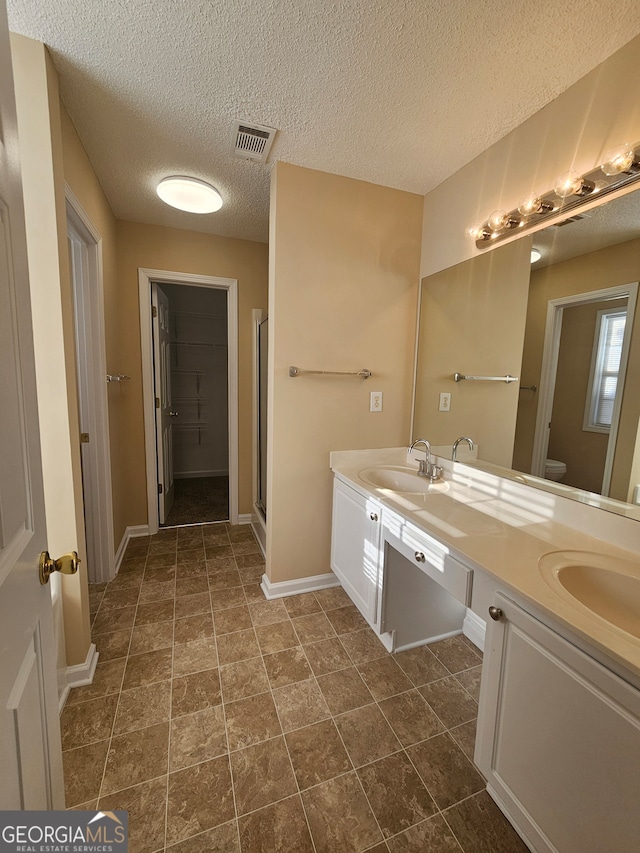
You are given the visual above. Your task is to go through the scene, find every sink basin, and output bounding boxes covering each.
[359,465,427,493]
[539,550,640,640]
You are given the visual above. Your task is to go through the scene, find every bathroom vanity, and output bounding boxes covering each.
[330,447,640,853]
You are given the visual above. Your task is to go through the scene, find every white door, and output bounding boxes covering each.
[152,283,175,523]
[0,0,65,809]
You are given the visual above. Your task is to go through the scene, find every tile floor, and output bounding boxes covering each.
[62,524,529,853]
[164,476,229,526]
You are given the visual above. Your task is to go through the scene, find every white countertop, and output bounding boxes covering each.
[330,447,640,684]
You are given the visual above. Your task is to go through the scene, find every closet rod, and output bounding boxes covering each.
[289,366,372,379]
[453,373,518,384]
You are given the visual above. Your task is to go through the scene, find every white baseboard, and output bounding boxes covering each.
[175,470,229,479]
[463,608,486,652]
[115,524,150,573]
[237,513,252,525]
[260,572,340,600]
[58,643,99,713]
[250,511,266,558]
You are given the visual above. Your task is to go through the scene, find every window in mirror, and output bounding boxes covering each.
[584,308,627,433]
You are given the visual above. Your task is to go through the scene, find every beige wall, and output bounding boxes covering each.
[116,221,269,523]
[268,162,423,583]
[420,33,640,278]
[413,238,532,466]
[513,239,640,501]
[11,35,90,669]
[548,300,622,493]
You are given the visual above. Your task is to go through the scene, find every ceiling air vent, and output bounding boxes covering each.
[232,120,277,164]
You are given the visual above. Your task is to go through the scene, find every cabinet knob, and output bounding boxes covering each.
[488,606,503,621]
[414,551,426,563]
[370,512,378,521]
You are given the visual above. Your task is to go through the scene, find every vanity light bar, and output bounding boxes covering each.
[469,142,640,249]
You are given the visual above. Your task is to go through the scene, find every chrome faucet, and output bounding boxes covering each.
[452,436,474,462]
[409,438,433,478]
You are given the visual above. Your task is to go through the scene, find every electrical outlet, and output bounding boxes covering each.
[370,391,383,412]
[439,392,451,412]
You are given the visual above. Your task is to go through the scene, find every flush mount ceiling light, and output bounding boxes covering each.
[531,248,542,264]
[467,140,640,249]
[156,176,223,213]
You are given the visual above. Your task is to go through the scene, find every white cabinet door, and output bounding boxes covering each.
[152,283,175,523]
[476,593,640,853]
[330,478,381,626]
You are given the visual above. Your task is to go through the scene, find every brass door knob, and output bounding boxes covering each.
[488,606,503,621]
[39,551,80,585]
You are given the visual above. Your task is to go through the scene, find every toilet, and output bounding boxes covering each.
[545,459,566,482]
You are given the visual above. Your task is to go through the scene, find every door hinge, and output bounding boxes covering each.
[158,483,163,494]
[152,305,157,318]
[80,433,90,444]
[155,397,160,409]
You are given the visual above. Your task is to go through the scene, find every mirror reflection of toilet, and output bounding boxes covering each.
[545,459,566,482]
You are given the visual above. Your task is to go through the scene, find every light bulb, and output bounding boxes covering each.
[530,248,542,264]
[554,171,584,198]
[518,194,554,216]
[601,143,637,176]
[487,209,509,232]
[465,224,490,241]
[156,176,223,213]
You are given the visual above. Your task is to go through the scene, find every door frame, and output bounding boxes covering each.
[65,187,115,582]
[531,281,638,495]
[139,268,239,532]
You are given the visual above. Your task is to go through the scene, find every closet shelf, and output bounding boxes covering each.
[174,422,208,429]
[171,310,226,320]
[171,368,205,375]
[171,340,227,348]
[173,396,207,402]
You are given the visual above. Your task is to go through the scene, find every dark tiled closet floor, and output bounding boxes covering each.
[62,524,528,853]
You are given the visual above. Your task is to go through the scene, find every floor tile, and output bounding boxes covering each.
[317,666,374,715]
[220,657,269,703]
[263,646,312,688]
[94,628,132,662]
[205,544,234,559]
[176,576,210,598]
[237,564,264,585]
[292,612,336,644]
[282,592,321,617]
[66,659,125,705]
[285,719,351,789]
[178,547,206,565]
[175,560,207,579]
[419,676,478,728]
[62,740,109,807]
[60,694,118,749]
[143,565,177,584]
[231,540,261,556]
[301,771,383,853]
[210,586,247,612]
[242,583,267,604]
[386,814,461,853]
[166,755,235,846]
[213,604,253,635]
[206,556,236,573]
[357,656,413,700]
[99,586,141,612]
[138,578,176,603]
[357,751,436,838]
[135,599,175,625]
[146,552,177,569]
[113,680,171,734]
[123,647,173,689]
[313,586,352,611]
[216,628,260,665]
[272,678,331,732]
[407,732,485,810]
[208,569,243,591]
[393,645,450,687]
[248,599,288,626]
[129,621,174,655]
[99,776,167,853]
[378,689,444,747]
[101,722,169,795]
[444,790,530,852]
[455,665,483,702]
[174,612,214,645]
[334,703,401,767]
[170,706,228,771]
[92,605,136,636]
[429,635,482,674]
[340,627,389,665]
[254,619,299,654]
[106,571,145,592]
[450,719,477,763]
[172,669,222,717]
[173,636,218,677]
[175,591,212,620]
[304,637,352,676]
[238,794,314,853]
[224,691,282,750]
[230,736,297,815]
[325,604,368,635]
[165,821,239,853]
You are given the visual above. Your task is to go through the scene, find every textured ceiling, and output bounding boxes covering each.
[7,0,640,243]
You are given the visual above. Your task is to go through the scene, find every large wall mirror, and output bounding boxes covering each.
[413,186,640,519]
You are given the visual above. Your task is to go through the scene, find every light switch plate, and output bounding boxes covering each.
[439,392,451,412]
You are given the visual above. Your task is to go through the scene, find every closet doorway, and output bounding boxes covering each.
[139,269,238,532]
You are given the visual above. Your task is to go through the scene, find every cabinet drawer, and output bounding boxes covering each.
[383,520,472,605]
